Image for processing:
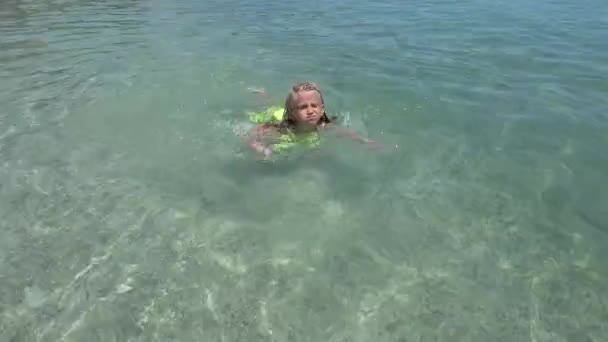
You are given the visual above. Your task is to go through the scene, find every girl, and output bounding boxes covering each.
[247,82,382,160]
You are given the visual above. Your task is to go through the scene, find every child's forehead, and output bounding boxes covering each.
[293,90,322,103]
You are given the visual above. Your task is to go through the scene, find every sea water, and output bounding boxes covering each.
[1,0,607,341]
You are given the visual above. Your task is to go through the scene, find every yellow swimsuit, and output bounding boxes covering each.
[248,107,321,154]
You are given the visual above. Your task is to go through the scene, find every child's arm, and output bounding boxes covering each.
[247,124,275,159]
[323,123,382,148]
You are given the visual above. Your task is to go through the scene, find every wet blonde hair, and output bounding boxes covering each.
[283,81,331,127]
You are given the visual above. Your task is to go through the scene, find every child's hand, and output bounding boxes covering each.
[253,143,272,161]
[248,86,270,107]
[360,138,383,151]
[247,87,266,95]
[366,141,384,151]
[365,140,399,152]
[261,146,272,161]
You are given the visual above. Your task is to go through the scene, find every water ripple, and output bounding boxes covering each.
[1,0,608,341]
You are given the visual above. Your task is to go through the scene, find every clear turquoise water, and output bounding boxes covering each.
[1,0,607,341]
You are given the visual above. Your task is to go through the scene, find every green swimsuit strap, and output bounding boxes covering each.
[248,106,285,124]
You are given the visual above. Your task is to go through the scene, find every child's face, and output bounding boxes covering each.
[291,90,324,127]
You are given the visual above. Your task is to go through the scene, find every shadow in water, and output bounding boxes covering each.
[132,146,381,225]
[221,149,379,200]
